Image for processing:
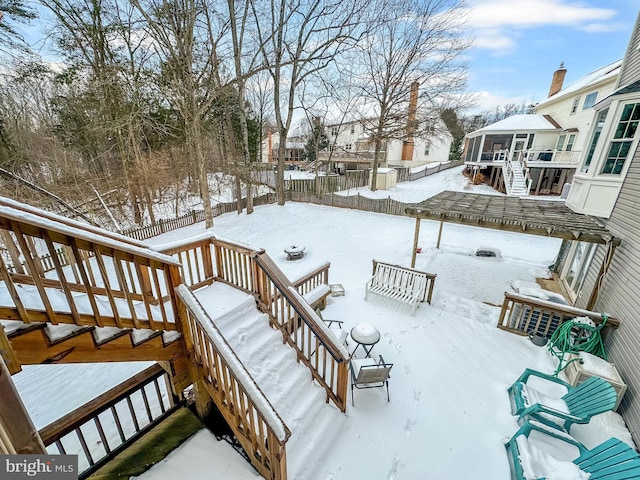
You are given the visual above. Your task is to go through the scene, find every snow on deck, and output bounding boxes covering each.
[10,170,635,479]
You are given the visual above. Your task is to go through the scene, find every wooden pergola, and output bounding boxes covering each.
[405,191,620,269]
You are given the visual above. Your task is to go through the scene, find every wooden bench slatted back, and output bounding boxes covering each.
[365,260,436,315]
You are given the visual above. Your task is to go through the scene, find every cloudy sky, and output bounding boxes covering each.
[466,0,639,110]
[16,0,640,115]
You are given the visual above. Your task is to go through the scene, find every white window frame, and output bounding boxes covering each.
[556,134,566,151]
[566,134,576,151]
[583,92,598,110]
[560,241,595,302]
[600,102,640,175]
[570,97,580,114]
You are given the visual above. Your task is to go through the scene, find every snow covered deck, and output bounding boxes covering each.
[11,200,634,479]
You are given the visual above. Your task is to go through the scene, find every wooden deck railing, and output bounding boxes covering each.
[497,292,619,337]
[254,254,349,412]
[176,285,289,480]
[0,200,183,332]
[39,363,179,479]
[291,262,330,296]
[159,237,349,413]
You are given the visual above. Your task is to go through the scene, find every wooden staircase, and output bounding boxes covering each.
[0,195,351,480]
[194,283,344,479]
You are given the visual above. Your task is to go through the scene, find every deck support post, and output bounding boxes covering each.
[436,221,444,249]
[411,218,421,268]
[0,357,46,454]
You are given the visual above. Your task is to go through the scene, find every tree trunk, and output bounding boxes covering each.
[371,135,382,192]
[235,174,242,214]
[188,121,213,228]
[275,126,287,205]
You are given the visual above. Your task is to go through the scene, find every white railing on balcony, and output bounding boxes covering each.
[476,150,509,162]
[524,150,582,164]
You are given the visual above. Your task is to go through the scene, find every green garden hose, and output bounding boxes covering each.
[548,314,608,375]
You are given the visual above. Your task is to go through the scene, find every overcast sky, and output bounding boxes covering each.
[466,0,639,111]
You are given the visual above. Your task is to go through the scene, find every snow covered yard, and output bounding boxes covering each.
[11,168,635,479]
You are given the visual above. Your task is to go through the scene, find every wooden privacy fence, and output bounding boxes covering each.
[120,162,465,242]
[394,159,464,182]
[284,170,369,195]
[176,285,289,480]
[0,200,183,333]
[158,237,349,413]
[123,194,278,241]
[288,191,419,216]
[39,363,179,479]
[497,292,619,338]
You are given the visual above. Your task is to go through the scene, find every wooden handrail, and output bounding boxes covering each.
[254,254,349,412]
[39,363,166,444]
[0,201,182,332]
[160,236,349,412]
[39,363,179,478]
[291,262,330,296]
[176,285,289,480]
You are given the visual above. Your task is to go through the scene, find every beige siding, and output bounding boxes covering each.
[590,143,640,444]
[573,244,606,310]
[618,11,640,87]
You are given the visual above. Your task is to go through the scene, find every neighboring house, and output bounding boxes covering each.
[260,132,306,168]
[555,10,640,446]
[464,60,622,196]
[261,84,453,174]
[319,115,452,173]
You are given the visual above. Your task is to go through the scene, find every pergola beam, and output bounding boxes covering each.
[405,191,618,246]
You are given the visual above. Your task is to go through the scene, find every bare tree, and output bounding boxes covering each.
[355,0,470,190]
[0,0,36,51]
[250,0,369,205]
[130,0,226,228]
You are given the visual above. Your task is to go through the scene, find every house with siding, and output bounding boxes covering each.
[319,115,452,173]
[464,61,621,196]
[555,9,640,446]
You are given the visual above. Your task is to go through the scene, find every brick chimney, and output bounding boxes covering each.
[548,62,567,97]
[402,81,419,161]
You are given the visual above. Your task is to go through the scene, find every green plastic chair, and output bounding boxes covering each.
[505,420,640,480]
[509,368,617,432]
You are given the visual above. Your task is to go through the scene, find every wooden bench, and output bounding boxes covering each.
[365,260,436,315]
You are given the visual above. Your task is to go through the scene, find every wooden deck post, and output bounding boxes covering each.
[411,218,421,268]
[0,357,46,454]
[1,231,24,274]
[436,221,444,249]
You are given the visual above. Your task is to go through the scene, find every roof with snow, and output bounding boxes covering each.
[469,114,561,136]
[405,191,618,245]
[596,79,640,109]
[536,60,622,108]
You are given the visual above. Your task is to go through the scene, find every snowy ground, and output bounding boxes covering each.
[11,169,634,479]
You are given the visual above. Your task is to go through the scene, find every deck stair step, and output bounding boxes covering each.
[45,324,94,344]
[3,316,183,366]
[192,282,344,479]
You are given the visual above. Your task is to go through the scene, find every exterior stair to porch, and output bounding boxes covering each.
[502,158,530,196]
[192,282,345,479]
